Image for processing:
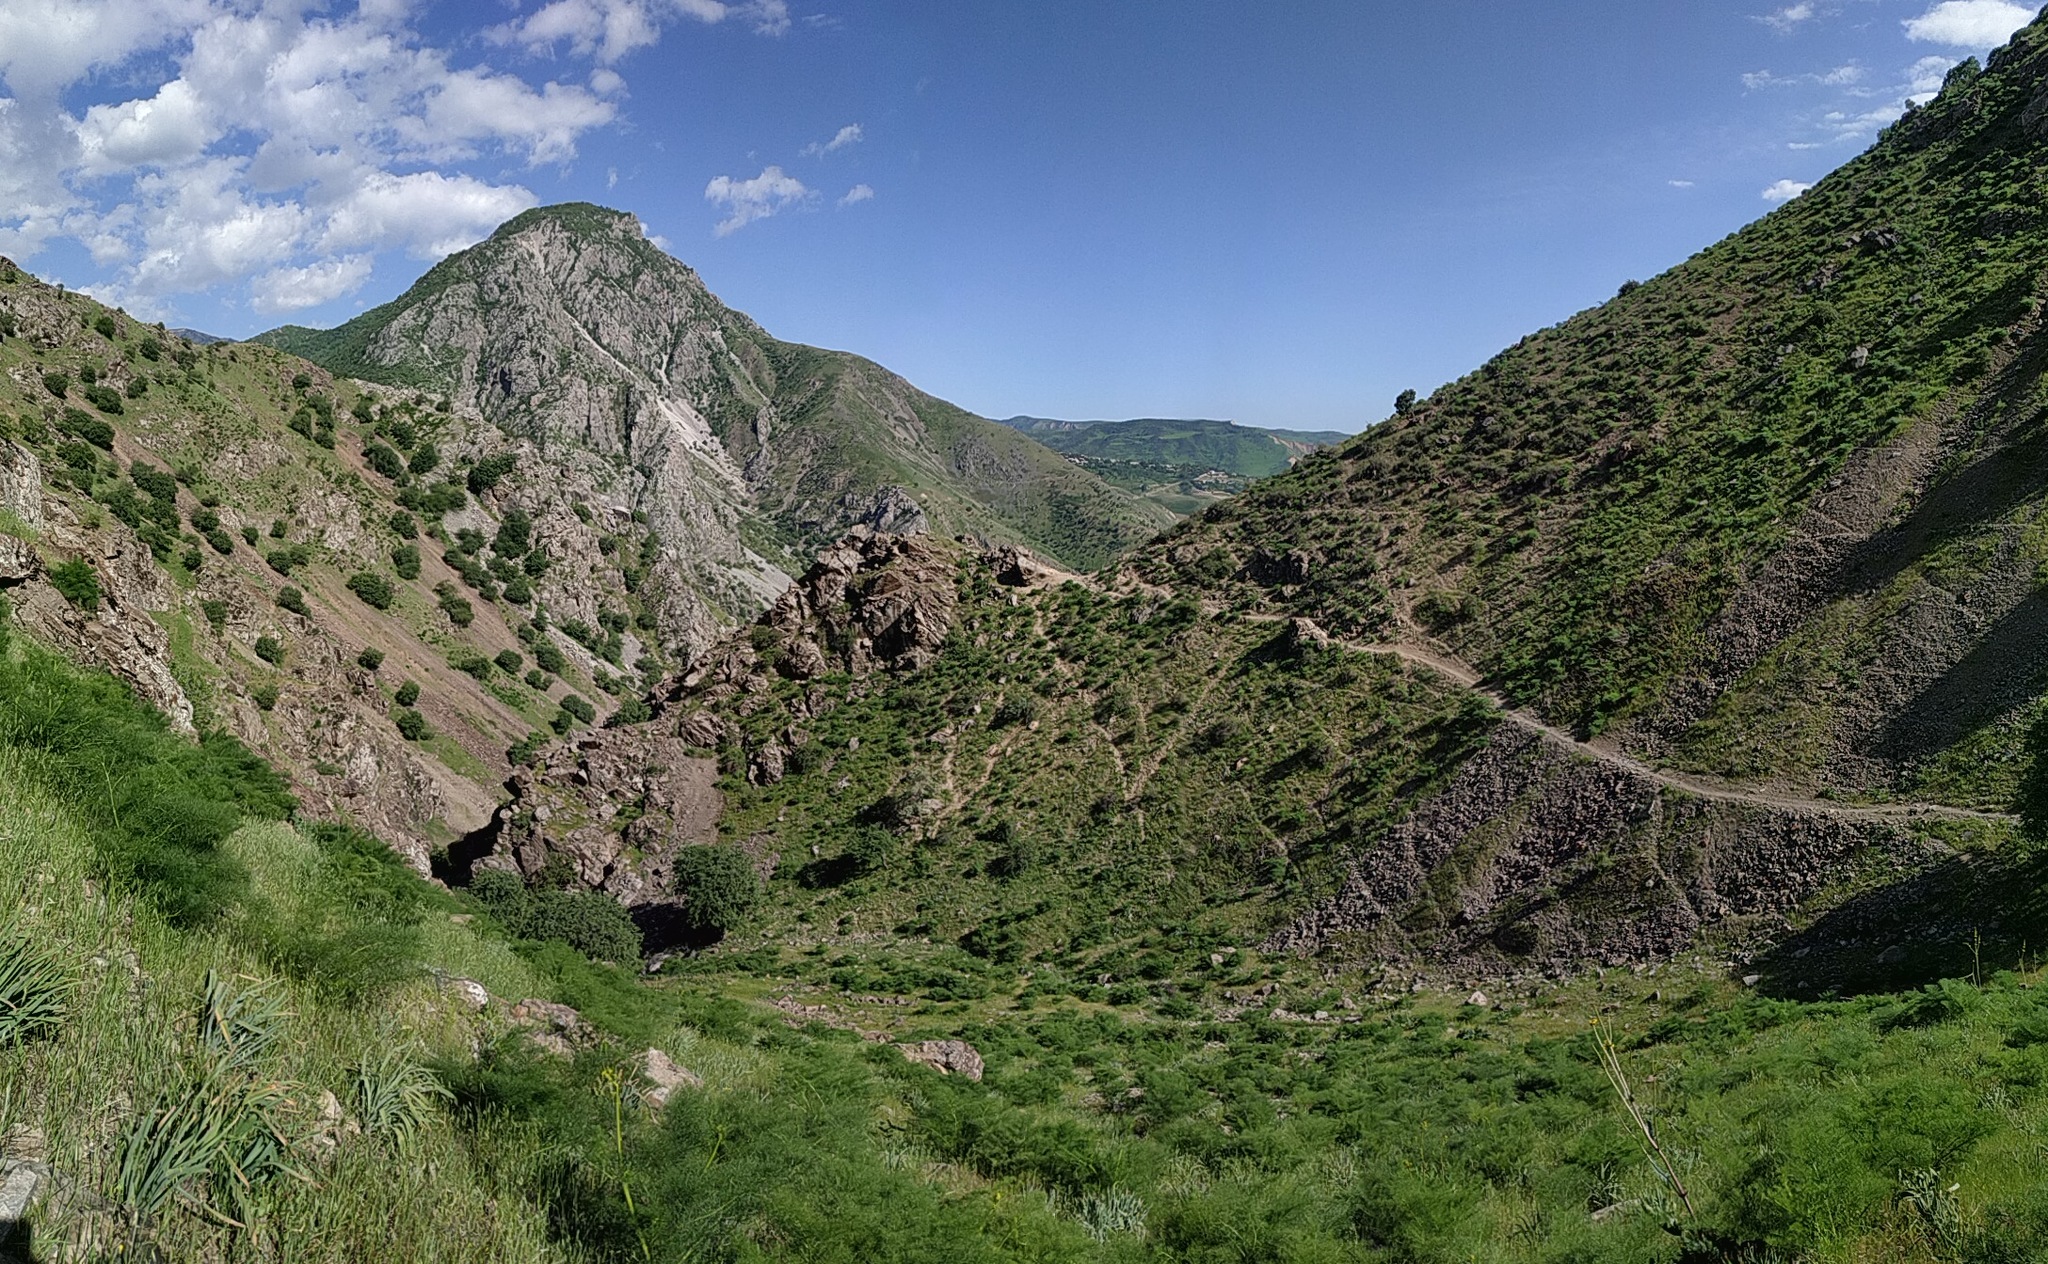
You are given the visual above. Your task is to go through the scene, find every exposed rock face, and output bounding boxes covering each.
[1267,726,1917,974]
[476,527,968,916]
[638,1048,703,1106]
[2,449,195,735]
[259,204,1171,660]
[493,727,723,906]
[0,441,39,583]
[897,1039,985,1081]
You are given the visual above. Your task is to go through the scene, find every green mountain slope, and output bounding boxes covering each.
[997,415,1349,476]
[258,206,1174,579]
[995,414,1349,516]
[496,9,2048,1048]
[24,15,2048,1262]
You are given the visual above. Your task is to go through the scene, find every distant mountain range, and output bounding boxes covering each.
[996,415,1350,478]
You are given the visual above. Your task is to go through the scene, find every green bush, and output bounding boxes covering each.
[844,826,896,876]
[524,669,550,690]
[393,708,429,741]
[347,571,395,610]
[467,452,516,495]
[453,653,492,682]
[277,587,309,617]
[391,544,421,580]
[357,647,385,672]
[49,559,100,611]
[527,889,641,964]
[60,408,113,448]
[671,845,760,940]
[200,599,227,633]
[467,870,640,963]
[603,697,652,728]
[394,681,420,707]
[85,384,124,414]
[130,463,176,501]
[363,442,405,481]
[493,649,522,674]
[42,371,68,398]
[437,587,474,628]
[253,636,285,665]
[93,314,117,338]
[408,441,440,476]
[532,641,566,674]
[560,694,595,725]
[250,682,279,711]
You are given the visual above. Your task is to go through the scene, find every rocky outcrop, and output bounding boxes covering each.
[490,727,723,905]
[1267,726,1918,974]
[896,1039,985,1081]
[474,527,970,914]
[258,204,1171,610]
[638,1048,702,1106]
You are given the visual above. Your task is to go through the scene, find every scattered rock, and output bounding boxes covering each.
[0,1159,49,1241]
[510,998,582,1032]
[1467,991,1490,1008]
[638,1048,703,1107]
[444,977,491,1011]
[897,1039,985,1081]
[525,1031,576,1059]
[1877,944,1908,965]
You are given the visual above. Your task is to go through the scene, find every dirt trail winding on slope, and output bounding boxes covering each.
[1348,634,2013,825]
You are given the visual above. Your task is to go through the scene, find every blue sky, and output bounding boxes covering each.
[0,0,2037,431]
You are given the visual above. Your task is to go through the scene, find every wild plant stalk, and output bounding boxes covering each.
[598,1065,653,1262]
[1592,1020,1696,1220]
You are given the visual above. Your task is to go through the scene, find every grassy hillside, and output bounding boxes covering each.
[998,416,1350,478]
[14,595,2048,1261]
[0,261,697,855]
[1141,42,2048,760]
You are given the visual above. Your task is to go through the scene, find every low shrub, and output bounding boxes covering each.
[347,571,395,610]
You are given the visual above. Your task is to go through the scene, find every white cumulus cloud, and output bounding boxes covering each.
[705,165,812,235]
[1903,0,2038,47]
[1759,3,1818,32]
[1762,178,1814,202]
[251,255,375,315]
[838,183,875,207]
[802,123,864,157]
[492,0,788,62]
[0,0,718,319]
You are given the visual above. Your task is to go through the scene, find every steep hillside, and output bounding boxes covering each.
[1144,39,2048,819]
[260,205,1173,603]
[0,264,698,860]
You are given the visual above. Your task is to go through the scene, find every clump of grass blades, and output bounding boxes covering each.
[115,1069,300,1231]
[197,970,287,1073]
[0,926,73,1044]
[353,1050,449,1152]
